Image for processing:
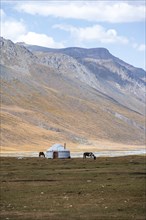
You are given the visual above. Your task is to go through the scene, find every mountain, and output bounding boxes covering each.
[20,43,146,113]
[0,37,145,153]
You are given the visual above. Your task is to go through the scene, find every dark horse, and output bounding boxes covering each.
[83,152,96,160]
[39,152,45,157]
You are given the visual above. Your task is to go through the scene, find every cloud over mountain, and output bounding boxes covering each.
[0,9,64,48]
[54,24,129,45]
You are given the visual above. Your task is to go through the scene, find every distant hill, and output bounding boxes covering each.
[1,37,145,152]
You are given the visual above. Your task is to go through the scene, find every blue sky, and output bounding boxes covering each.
[1,0,146,69]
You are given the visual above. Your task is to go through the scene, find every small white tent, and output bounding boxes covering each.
[46,143,70,159]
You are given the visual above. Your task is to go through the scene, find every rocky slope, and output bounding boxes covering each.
[26,45,146,114]
[0,37,145,152]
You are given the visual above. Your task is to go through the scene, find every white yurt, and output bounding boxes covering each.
[46,143,70,159]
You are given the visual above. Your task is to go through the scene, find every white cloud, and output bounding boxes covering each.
[133,43,146,52]
[14,1,145,23]
[54,24,129,45]
[0,9,27,41]
[1,21,26,41]
[138,44,146,51]
[0,9,64,48]
[17,32,64,48]
[0,9,6,19]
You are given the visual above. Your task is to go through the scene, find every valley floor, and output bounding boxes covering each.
[1,141,146,158]
[0,156,146,220]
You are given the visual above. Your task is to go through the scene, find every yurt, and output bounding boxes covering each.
[46,143,70,159]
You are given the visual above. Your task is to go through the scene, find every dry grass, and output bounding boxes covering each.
[0,156,146,220]
[1,101,145,153]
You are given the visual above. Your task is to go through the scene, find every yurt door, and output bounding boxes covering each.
[53,151,58,159]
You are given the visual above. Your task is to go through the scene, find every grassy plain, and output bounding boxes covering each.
[0,156,146,220]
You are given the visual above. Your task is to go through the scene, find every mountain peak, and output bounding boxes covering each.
[0,37,38,71]
[58,47,112,59]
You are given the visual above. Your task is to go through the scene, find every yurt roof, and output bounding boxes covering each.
[47,144,69,152]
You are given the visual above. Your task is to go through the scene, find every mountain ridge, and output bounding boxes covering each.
[27,42,145,113]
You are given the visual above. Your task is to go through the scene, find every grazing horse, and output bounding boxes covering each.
[83,152,96,160]
[39,152,45,158]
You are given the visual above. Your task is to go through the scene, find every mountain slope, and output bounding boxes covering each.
[22,44,146,114]
[0,37,145,153]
